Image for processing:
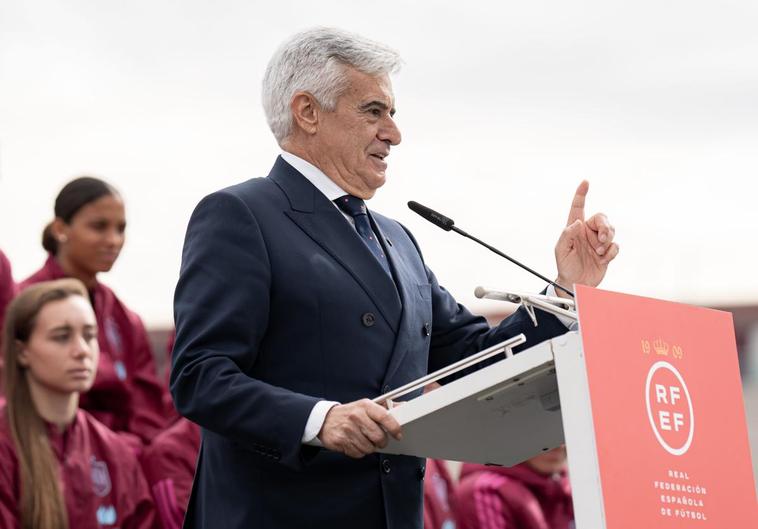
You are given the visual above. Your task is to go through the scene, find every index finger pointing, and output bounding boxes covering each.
[567,180,589,226]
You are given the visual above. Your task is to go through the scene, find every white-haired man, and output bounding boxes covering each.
[171,27,617,529]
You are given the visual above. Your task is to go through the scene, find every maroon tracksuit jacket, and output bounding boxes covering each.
[0,406,158,529]
[140,418,201,529]
[0,249,17,407]
[454,463,574,529]
[424,459,457,529]
[21,256,170,445]
[0,249,16,347]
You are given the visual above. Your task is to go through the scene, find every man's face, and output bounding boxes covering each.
[314,67,401,199]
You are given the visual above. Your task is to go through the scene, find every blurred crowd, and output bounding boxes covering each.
[0,176,574,529]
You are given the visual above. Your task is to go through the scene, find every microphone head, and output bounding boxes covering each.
[408,201,455,231]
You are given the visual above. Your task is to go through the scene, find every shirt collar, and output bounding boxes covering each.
[45,410,82,461]
[280,151,348,202]
[43,254,102,295]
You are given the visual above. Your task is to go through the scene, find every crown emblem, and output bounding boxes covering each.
[653,338,669,356]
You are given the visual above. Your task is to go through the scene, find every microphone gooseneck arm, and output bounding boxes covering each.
[407,201,575,298]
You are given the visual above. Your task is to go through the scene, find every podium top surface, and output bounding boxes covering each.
[379,336,567,466]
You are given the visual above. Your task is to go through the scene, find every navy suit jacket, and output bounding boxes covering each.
[171,156,566,529]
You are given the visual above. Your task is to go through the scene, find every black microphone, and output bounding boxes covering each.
[408,201,455,231]
[407,200,574,298]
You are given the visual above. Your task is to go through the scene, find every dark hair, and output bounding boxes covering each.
[41,177,119,254]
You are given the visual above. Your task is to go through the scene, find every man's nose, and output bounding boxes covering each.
[379,116,401,146]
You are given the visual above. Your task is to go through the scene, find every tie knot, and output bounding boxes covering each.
[334,195,368,217]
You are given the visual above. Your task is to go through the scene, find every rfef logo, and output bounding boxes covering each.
[645,361,694,456]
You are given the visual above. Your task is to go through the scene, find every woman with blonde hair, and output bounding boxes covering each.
[0,279,157,529]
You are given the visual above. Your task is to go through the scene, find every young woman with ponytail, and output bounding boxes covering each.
[20,177,171,446]
[0,279,157,529]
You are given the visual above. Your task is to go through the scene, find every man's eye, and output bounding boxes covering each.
[371,109,382,117]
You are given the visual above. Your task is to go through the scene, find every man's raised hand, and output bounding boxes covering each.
[554,180,619,295]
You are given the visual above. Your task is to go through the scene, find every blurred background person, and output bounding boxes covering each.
[140,417,201,529]
[424,458,457,529]
[422,383,458,529]
[0,249,17,348]
[0,249,17,403]
[0,278,157,529]
[454,446,573,529]
[18,177,170,446]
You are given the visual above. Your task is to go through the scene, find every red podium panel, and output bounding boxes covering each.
[576,285,757,527]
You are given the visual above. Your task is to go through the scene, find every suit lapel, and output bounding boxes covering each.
[269,157,402,333]
[372,217,417,384]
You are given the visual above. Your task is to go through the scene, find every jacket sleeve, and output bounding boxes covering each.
[148,479,183,529]
[0,250,17,353]
[0,439,20,529]
[170,191,321,470]
[468,484,516,529]
[399,224,567,376]
[139,417,199,524]
[121,458,161,529]
[128,316,172,444]
[426,264,567,376]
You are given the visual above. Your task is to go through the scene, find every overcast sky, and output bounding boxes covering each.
[1,0,757,326]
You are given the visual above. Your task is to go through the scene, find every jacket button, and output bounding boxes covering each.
[422,322,431,337]
[382,459,391,474]
[382,385,390,393]
[362,312,376,327]
[418,465,426,479]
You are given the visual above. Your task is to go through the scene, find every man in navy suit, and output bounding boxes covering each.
[171,27,618,529]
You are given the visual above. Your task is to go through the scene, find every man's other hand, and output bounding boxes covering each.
[318,399,403,458]
[554,180,619,297]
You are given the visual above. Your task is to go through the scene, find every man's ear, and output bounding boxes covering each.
[290,91,320,135]
[16,341,30,368]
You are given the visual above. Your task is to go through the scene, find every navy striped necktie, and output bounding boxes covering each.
[334,195,392,277]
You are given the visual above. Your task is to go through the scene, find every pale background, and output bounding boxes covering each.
[1,0,756,487]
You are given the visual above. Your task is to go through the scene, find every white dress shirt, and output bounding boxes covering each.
[281,151,355,226]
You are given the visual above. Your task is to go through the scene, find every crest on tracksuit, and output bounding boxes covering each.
[90,456,112,497]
